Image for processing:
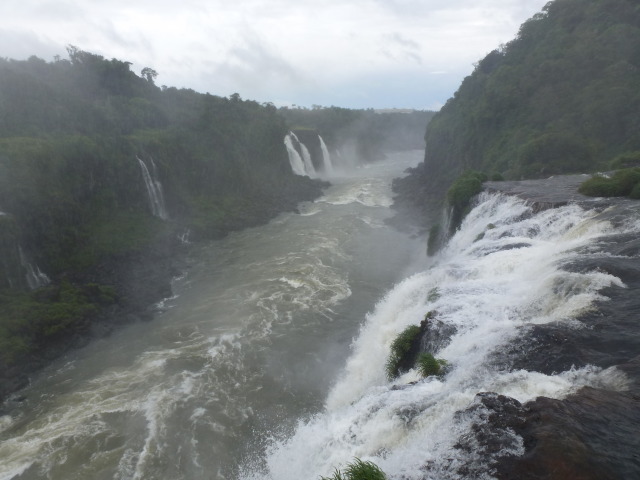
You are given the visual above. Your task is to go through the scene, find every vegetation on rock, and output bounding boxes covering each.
[417,352,447,378]
[320,458,387,480]
[578,168,640,198]
[386,324,422,380]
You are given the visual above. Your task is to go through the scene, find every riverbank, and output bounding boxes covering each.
[0,186,325,406]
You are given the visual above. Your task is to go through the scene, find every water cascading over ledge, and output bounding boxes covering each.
[20,247,50,290]
[284,132,317,178]
[318,134,334,175]
[247,190,640,480]
[284,133,307,176]
[137,156,168,220]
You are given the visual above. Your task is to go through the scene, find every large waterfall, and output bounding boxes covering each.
[137,156,168,220]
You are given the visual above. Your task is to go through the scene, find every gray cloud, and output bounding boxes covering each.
[0,0,550,108]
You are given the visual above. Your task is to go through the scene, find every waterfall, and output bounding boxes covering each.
[298,142,317,177]
[284,134,306,176]
[289,132,316,177]
[250,191,632,479]
[318,135,334,175]
[284,133,318,177]
[137,156,168,220]
[19,247,50,290]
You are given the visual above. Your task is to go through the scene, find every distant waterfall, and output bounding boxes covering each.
[284,133,317,177]
[19,247,50,290]
[318,135,334,175]
[298,142,317,177]
[284,135,306,176]
[137,156,168,220]
[289,132,316,177]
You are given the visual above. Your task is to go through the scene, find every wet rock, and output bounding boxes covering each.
[419,314,456,357]
[495,386,640,480]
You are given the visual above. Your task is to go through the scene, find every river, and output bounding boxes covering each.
[0,151,426,480]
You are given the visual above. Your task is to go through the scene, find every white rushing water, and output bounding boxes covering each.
[137,156,168,220]
[283,134,307,177]
[296,139,317,178]
[243,192,633,480]
[18,246,50,290]
[318,135,334,176]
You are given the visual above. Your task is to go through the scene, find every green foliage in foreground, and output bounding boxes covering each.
[320,458,387,480]
[385,324,422,380]
[578,168,640,198]
[0,281,117,364]
[417,352,448,378]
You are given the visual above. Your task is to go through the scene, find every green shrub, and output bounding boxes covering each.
[321,458,387,480]
[446,171,485,209]
[417,352,447,378]
[385,325,421,380]
[578,175,624,197]
[427,288,440,303]
[0,280,117,365]
[611,168,640,194]
[578,168,640,197]
[630,182,640,199]
[490,172,505,181]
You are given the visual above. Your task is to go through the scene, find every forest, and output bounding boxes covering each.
[393,0,640,217]
[0,47,327,391]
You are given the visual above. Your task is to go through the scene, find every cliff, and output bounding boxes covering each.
[393,0,640,220]
[0,50,325,402]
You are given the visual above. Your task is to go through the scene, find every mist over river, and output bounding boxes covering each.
[0,151,426,480]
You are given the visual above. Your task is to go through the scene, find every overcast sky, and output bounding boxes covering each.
[1,0,549,110]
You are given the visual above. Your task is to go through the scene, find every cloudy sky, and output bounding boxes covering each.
[1,0,549,109]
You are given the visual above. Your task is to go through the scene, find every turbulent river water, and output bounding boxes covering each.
[0,152,425,480]
[2,151,640,479]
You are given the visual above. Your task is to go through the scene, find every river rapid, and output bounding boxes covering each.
[0,151,426,480]
[2,150,640,479]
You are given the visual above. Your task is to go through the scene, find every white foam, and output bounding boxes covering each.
[249,192,637,480]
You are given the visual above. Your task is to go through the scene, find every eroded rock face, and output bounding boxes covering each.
[449,382,640,480]
[495,383,640,480]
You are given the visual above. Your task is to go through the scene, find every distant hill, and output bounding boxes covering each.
[0,48,324,395]
[394,0,640,213]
